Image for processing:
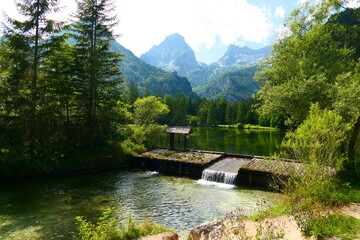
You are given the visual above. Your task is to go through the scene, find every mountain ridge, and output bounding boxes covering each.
[110,40,195,97]
[138,33,271,100]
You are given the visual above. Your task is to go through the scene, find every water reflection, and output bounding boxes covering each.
[161,127,285,156]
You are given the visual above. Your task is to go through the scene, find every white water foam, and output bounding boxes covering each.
[145,171,159,175]
[196,179,236,189]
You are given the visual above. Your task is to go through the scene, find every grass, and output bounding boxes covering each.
[218,124,279,130]
[306,213,360,240]
[149,150,207,163]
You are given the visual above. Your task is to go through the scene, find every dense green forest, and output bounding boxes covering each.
[0,0,126,175]
[0,0,359,181]
[1,0,360,239]
[0,0,269,176]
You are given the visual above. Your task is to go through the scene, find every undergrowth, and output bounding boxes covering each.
[74,209,171,240]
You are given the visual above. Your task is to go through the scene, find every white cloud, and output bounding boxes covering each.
[346,0,360,8]
[275,6,286,18]
[1,0,274,57]
[117,0,273,56]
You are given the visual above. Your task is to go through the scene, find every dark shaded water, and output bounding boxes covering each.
[162,127,285,156]
[0,128,284,239]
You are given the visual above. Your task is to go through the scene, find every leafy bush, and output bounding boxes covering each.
[75,209,171,240]
[286,197,360,239]
[122,124,167,154]
[282,103,351,169]
[75,209,121,240]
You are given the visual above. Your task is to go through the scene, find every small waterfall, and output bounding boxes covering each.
[200,169,237,185]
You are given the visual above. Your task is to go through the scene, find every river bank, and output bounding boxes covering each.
[189,203,360,240]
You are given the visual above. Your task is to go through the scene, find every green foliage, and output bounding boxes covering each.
[308,214,360,240]
[282,103,351,169]
[126,79,139,105]
[0,0,129,176]
[222,202,285,240]
[163,94,188,125]
[225,102,237,125]
[71,0,124,150]
[186,115,201,126]
[111,41,195,98]
[133,96,170,126]
[75,209,171,240]
[285,197,360,239]
[256,2,360,174]
[123,124,167,154]
[75,209,120,240]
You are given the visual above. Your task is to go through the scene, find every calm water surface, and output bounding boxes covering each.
[162,127,285,156]
[0,128,283,239]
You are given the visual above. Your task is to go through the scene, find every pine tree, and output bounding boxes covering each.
[127,79,139,105]
[71,0,124,149]
[236,101,247,124]
[1,0,63,157]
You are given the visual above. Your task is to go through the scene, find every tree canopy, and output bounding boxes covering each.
[256,1,360,174]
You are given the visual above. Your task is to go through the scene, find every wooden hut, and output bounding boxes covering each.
[166,126,192,150]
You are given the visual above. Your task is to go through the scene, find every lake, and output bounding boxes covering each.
[161,127,285,156]
[0,128,284,239]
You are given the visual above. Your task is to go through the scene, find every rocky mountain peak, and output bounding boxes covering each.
[140,33,203,75]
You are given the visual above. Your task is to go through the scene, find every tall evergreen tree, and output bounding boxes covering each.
[236,101,247,124]
[1,0,63,159]
[127,79,139,105]
[71,0,124,149]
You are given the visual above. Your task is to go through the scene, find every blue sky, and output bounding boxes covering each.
[1,0,359,64]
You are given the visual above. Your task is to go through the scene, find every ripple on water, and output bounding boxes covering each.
[0,170,280,239]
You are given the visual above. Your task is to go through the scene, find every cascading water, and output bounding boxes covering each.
[196,157,249,187]
[200,169,237,184]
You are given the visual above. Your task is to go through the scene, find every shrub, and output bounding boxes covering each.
[282,103,351,170]
[122,124,167,154]
[286,197,360,239]
[75,210,171,240]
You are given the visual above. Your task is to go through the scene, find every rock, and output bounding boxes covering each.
[138,232,179,240]
[189,220,223,240]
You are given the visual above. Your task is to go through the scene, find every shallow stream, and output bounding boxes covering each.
[0,170,280,239]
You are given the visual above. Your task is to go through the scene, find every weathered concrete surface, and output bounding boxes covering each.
[138,232,179,240]
[206,158,249,174]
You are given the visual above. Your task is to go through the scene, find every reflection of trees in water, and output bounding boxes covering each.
[188,128,284,156]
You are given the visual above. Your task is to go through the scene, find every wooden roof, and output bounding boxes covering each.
[166,126,192,134]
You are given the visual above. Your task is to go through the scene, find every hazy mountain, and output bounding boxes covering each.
[193,67,259,101]
[140,33,205,75]
[215,45,271,67]
[110,40,195,97]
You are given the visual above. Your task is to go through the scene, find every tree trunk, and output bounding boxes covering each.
[29,1,41,154]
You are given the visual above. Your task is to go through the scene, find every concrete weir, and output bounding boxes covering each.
[200,158,249,185]
[134,148,316,187]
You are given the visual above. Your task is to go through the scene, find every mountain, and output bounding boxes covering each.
[110,40,195,97]
[140,33,205,76]
[193,67,259,101]
[139,33,270,100]
[215,45,271,67]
